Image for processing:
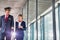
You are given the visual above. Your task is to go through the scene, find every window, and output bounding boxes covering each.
[56,3,60,40]
[40,12,53,40]
[28,26,31,40]
[40,17,44,40]
[44,12,53,40]
[38,20,40,40]
[34,22,36,40]
[30,23,34,40]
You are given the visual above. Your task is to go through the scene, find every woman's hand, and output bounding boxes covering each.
[11,27,14,30]
[18,26,23,29]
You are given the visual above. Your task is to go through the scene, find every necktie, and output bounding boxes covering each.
[5,16,8,22]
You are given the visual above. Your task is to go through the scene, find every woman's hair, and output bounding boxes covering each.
[18,14,23,18]
[18,14,23,16]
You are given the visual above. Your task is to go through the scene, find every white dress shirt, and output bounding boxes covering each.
[18,22,21,27]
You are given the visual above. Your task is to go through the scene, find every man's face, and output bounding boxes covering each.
[18,16,23,22]
[5,9,10,16]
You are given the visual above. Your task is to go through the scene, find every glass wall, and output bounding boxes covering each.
[27,3,60,40]
[30,23,34,40]
[44,12,53,40]
[38,20,40,40]
[40,17,44,40]
[39,3,59,40]
[56,3,60,40]
[56,7,59,40]
[39,5,59,40]
[28,22,36,40]
[23,0,59,40]
[28,0,36,40]
[34,22,36,40]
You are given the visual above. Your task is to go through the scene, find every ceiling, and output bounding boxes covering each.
[0,0,58,24]
[23,0,58,23]
[0,0,26,8]
[0,0,27,21]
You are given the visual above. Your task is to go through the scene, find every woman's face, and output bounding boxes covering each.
[18,16,23,22]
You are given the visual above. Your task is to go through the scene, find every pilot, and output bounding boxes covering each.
[0,7,14,40]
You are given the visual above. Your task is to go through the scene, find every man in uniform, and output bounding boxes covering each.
[0,7,14,40]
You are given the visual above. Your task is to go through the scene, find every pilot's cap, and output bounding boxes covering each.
[4,7,11,11]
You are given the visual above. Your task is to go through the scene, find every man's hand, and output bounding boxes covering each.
[18,26,23,29]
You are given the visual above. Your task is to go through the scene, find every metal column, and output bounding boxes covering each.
[36,0,38,40]
[52,0,56,40]
[58,3,60,40]
[26,0,29,40]
[22,8,23,15]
